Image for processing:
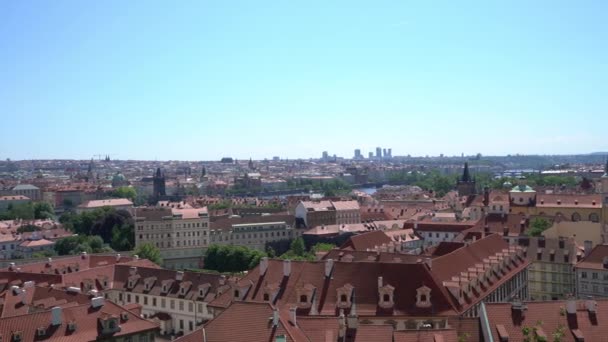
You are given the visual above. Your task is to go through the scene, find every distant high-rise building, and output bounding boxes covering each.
[376,147,382,158]
[388,148,392,158]
[368,152,373,159]
[322,151,329,161]
[354,149,362,159]
[383,149,387,158]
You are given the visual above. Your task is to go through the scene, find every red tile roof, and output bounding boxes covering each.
[340,231,393,251]
[484,299,608,342]
[576,244,608,270]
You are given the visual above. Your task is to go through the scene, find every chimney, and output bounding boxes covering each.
[8,262,15,271]
[585,298,597,313]
[272,308,279,327]
[81,251,87,259]
[378,276,383,288]
[129,266,137,276]
[116,253,121,261]
[134,254,140,260]
[259,257,268,275]
[24,281,35,288]
[484,225,489,233]
[219,275,226,286]
[289,307,297,326]
[176,271,184,281]
[91,296,105,308]
[283,260,291,277]
[566,297,577,314]
[584,241,593,257]
[338,310,346,338]
[51,306,62,326]
[325,259,334,278]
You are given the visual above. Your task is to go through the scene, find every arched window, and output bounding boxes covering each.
[589,213,599,223]
[571,213,581,222]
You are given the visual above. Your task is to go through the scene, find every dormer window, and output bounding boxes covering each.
[234,290,240,299]
[12,331,22,342]
[378,284,395,309]
[67,321,77,332]
[36,327,46,337]
[416,286,432,308]
[300,295,308,303]
[263,293,270,301]
[336,283,354,309]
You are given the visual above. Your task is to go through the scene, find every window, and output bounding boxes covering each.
[127,294,131,302]
[582,272,587,279]
[340,294,347,302]
[153,298,157,307]
[263,293,270,301]
[144,296,148,305]
[189,302,194,312]
[299,295,307,303]
[170,300,175,309]
[180,320,184,330]
[179,301,184,311]
[119,293,123,301]
[135,295,139,303]
[593,273,599,280]
[383,294,390,302]
[161,298,166,308]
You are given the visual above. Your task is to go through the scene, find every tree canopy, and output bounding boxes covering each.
[111,186,137,202]
[203,244,266,273]
[0,202,55,220]
[526,218,552,237]
[54,235,110,255]
[133,243,162,265]
[59,207,134,251]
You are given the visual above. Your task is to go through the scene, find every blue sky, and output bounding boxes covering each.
[1,1,607,160]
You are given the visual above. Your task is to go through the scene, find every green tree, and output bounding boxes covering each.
[111,186,137,202]
[290,237,306,257]
[110,224,134,251]
[16,224,41,233]
[54,235,108,255]
[203,244,266,273]
[33,202,55,219]
[133,243,162,265]
[527,218,552,237]
[311,243,336,254]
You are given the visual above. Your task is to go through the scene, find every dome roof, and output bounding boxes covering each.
[511,184,534,192]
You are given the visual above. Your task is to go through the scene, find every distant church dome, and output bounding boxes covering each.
[112,172,127,187]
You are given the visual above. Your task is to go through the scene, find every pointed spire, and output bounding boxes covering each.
[155,167,162,178]
[462,162,471,182]
[604,157,608,176]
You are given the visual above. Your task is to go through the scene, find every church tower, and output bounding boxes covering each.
[153,168,166,199]
[86,158,94,183]
[456,162,476,197]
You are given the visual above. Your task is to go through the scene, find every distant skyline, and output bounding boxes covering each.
[1,1,607,160]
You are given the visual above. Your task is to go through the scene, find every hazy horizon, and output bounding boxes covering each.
[2,1,607,160]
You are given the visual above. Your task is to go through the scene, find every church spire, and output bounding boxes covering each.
[603,157,608,177]
[462,162,471,182]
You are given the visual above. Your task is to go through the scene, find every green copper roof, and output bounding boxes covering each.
[511,184,535,192]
